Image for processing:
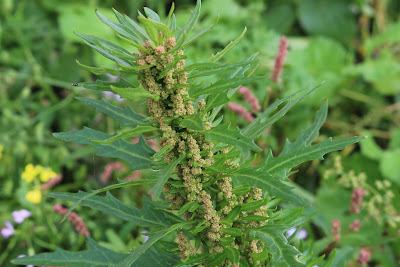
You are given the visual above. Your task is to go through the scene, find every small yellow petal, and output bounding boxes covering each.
[26,190,42,204]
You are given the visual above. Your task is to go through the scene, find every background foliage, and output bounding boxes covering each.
[1,0,399,266]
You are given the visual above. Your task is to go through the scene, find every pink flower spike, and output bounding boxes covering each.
[228,102,254,122]
[12,209,32,224]
[270,36,288,83]
[1,221,15,238]
[238,86,261,113]
[358,247,371,264]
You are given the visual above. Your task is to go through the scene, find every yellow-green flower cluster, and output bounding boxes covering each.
[21,164,57,204]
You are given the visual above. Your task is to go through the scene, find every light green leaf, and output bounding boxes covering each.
[176,0,201,42]
[231,168,308,206]
[111,85,160,101]
[92,126,158,145]
[225,247,240,264]
[242,83,323,139]
[380,149,400,184]
[144,7,161,22]
[75,97,147,127]
[78,78,133,91]
[138,16,172,45]
[96,10,139,42]
[116,222,193,267]
[112,8,149,43]
[180,114,204,130]
[209,27,247,63]
[262,136,365,177]
[182,15,219,47]
[281,100,328,155]
[151,154,185,201]
[53,127,155,171]
[360,130,384,160]
[189,76,263,98]
[76,60,130,75]
[250,225,304,267]
[47,191,168,227]
[205,123,261,152]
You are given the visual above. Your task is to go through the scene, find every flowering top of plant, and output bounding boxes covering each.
[13,1,364,266]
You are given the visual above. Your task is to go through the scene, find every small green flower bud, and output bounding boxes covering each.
[193,161,199,167]
[187,152,193,159]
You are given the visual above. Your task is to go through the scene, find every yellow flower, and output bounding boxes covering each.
[40,168,57,182]
[21,164,39,183]
[26,189,42,204]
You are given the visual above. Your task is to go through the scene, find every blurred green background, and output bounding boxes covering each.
[1,0,400,266]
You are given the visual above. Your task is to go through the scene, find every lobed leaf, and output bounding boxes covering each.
[76,97,147,127]
[53,127,155,171]
[47,191,168,227]
[92,126,158,145]
[242,83,324,139]
[111,85,160,101]
[189,76,262,97]
[209,27,247,63]
[151,154,185,201]
[205,123,261,152]
[179,113,204,130]
[231,168,308,206]
[250,225,304,267]
[77,78,133,91]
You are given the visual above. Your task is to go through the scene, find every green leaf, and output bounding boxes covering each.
[75,32,137,64]
[189,76,262,98]
[53,127,155,171]
[231,168,308,206]
[205,123,261,152]
[237,215,269,222]
[92,126,158,144]
[242,83,323,139]
[11,237,127,266]
[180,114,204,130]
[75,97,147,127]
[177,0,201,42]
[220,227,243,237]
[76,60,130,75]
[47,191,168,227]
[281,100,328,155]
[262,136,365,178]
[138,16,172,45]
[182,15,219,47]
[144,7,161,22]
[112,8,149,43]
[360,130,384,160]
[151,154,185,201]
[250,225,304,267]
[78,78,133,91]
[96,9,139,42]
[209,27,247,63]
[225,247,240,264]
[380,149,400,184]
[111,85,160,101]
[116,222,193,267]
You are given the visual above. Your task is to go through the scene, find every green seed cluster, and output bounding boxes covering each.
[137,36,268,266]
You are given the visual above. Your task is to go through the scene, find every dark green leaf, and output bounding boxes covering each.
[47,192,168,227]
[242,83,323,139]
[231,168,307,206]
[75,97,147,127]
[151,154,185,201]
[177,0,201,42]
[189,76,262,97]
[250,225,304,267]
[96,10,139,42]
[220,227,243,237]
[78,78,133,91]
[225,247,240,264]
[180,114,204,130]
[111,86,160,101]
[92,126,158,144]
[53,127,155,171]
[209,27,247,63]
[116,222,193,267]
[76,60,130,75]
[138,16,172,45]
[182,15,219,47]
[205,123,261,152]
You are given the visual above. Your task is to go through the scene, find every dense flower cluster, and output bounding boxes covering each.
[270,36,288,83]
[136,36,268,265]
